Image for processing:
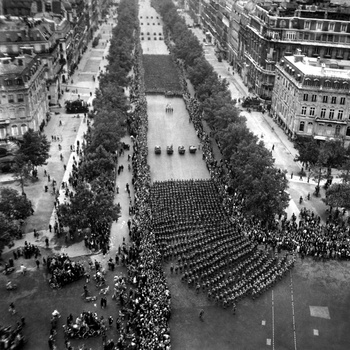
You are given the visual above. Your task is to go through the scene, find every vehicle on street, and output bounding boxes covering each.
[178,145,185,155]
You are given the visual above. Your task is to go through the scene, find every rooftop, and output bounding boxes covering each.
[0,54,35,75]
[284,54,350,78]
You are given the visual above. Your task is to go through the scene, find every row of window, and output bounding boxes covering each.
[304,22,347,32]
[303,94,346,104]
[0,124,28,138]
[298,121,350,135]
[1,94,25,104]
[301,106,345,120]
[303,79,350,89]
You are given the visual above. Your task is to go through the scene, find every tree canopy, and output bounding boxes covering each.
[324,183,350,211]
[0,187,33,220]
[18,129,50,168]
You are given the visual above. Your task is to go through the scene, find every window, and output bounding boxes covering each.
[328,23,335,31]
[0,127,6,139]
[335,125,341,136]
[317,22,323,30]
[341,23,347,32]
[331,96,337,104]
[303,94,308,101]
[8,94,14,103]
[11,125,18,136]
[325,47,332,56]
[311,94,317,102]
[347,126,350,136]
[301,106,307,115]
[329,109,335,119]
[20,124,27,135]
[17,94,24,102]
[304,21,310,29]
[338,110,343,120]
[340,97,345,105]
[323,96,328,103]
[299,121,305,132]
[285,31,296,40]
[320,108,326,118]
[309,107,315,116]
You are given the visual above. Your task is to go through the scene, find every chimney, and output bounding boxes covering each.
[294,48,304,63]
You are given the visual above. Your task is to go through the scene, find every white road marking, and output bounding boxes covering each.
[290,270,298,350]
[313,329,319,336]
[262,320,266,326]
[272,290,275,350]
[267,339,271,346]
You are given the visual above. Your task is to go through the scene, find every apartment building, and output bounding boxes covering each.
[272,50,350,146]
[0,54,48,140]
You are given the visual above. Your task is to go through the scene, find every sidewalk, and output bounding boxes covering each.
[2,19,121,257]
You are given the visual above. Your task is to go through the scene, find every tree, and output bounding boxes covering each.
[0,212,22,256]
[322,139,346,171]
[18,129,50,168]
[79,146,115,182]
[294,138,320,166]
[229,140,289,222]
[57,182,120,233]
[340,159,350,183]
[12,155,32,195]
[323,183,350,212]
[0,187,33,220]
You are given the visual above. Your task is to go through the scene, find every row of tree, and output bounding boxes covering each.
[153,0,289,222]
[56,0,138,235]
[0,130,50,255]
[0,188,33,254]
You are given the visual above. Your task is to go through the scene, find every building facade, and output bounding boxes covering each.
[0,54,48,140]
[239,1,350,101]
[272,51,350,147]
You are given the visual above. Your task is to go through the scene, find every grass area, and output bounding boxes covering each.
[143,55,182,93]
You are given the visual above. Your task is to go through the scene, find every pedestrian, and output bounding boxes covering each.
[108,316,113,327]
[9,302,16,315]
[45,237,49,248]
[199,309,204,321]
[116,186,119,194]
[36,259,40,268]
[48,334,54,350]
[48,175,51,182]
[232,303,236,315]
[291,172,293,179]
[272,144,274,151]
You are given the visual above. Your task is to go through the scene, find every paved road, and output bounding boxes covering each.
[147,95,210,181]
